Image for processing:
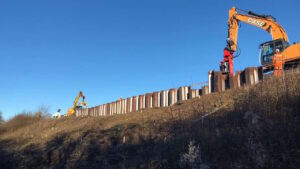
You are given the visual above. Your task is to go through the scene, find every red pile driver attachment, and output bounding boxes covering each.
[220,49,234,75]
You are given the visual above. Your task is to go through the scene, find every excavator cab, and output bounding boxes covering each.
[260,39,289,68]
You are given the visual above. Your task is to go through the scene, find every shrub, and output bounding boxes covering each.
[4,112,42,131]
[0,111,3,124]
[179,140,210,169]
[0,111,5,135]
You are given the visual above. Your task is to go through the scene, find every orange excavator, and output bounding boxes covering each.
[220,7,300,75]
[66,91,88,116]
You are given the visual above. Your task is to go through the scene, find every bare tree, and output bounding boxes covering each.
[35,105,51,118]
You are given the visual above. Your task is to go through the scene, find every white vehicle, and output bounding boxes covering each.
[52,109,62,119]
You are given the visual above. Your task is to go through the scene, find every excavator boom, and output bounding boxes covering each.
[227,7,288,52]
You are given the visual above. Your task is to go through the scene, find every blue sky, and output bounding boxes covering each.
[1,0,300,120]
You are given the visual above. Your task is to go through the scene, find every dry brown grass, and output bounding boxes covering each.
[0,113,40,135]
[0,71,299,169]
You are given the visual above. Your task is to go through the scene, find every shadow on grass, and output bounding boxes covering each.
[1,104,300,169]
[0,74,299,169]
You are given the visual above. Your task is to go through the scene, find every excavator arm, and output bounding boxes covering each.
[73,91,85,109]
[227,7,288,52]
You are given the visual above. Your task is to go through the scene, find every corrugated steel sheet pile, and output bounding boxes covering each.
[76,66,264,117]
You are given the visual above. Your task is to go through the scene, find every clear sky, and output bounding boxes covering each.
[1,0,300,120]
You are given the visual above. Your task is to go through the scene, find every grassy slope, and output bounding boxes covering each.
[0,71,300,169]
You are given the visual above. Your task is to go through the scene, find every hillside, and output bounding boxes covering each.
[0,71,299,169]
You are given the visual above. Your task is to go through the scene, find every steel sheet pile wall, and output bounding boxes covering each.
[160,90,169,107]
[116,101,121,114]
[145,93,153,108]
[245,67,259,85]
[178,86,190,102]
[132,96,138,112]
[76,108,88,117]
[188,88,200,99]
[88,107,94,116]
[93,106,98,116]
[168,88,178,106]
[126,98,132,113]
[209,67,264,93]
[106,103,111,116]
[209,71,226,92]
[121,99,126,114]
[99,104,106,116]
[201,86,209,95]
[96,107,99,116]
[152,92,160,108]
[109,102,113,115]
[75,109,80,117]
[138,95,145,110]
[77,67,264,118]
[115,102,119,115]
[235,71,242,88]
[111,102,116,115]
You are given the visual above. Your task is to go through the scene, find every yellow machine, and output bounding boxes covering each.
[220,7,300,74]
[66,91,88,116]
